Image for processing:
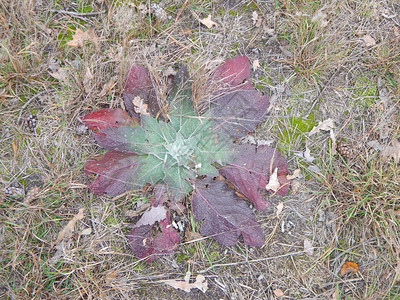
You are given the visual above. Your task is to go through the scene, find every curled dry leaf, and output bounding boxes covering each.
[67,27,99,50]
[24,186,41,204]
[252,59,260,71]
[340,261,359,276]
[362,34,376,47]
[199,15,218,28]
[98,79,116,97]
[382,139,400,163]
[160,271,208,293]
[304,239,314,256]
[309,118,336,135]
[273,288,284,297]
[265,167,281,192]
[54,208,85,244]
[286,169,301,180]
[276,202,284,218]
[132,96,150,115]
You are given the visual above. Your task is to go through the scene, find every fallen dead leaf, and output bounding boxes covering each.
[252,11,261,27]
[24,186,41,204]
[273,288,284,297]
[382,139,400,163]
[67,27,99,50]
[304,239,314,256]
[287,169,301,180]
[304,147,315,163]
[186,231,203,241]
[199,15,218,28]
[132,96,150,115]
[362,34,376,47]
[276,202,284,218]
[49,68,69,83]
[340,261,359,276]
[312,9,329,28]
[163,66,177,77]
[266,167,281,192]
[252,59,260,71]
[80,228,92,235]
[290,179,301,194]
[54,208,85,244]
[105,270,119,283]
[98,79,116,97]
[309,118,336,135]
[83,67,94,94]
[160,271,208,293]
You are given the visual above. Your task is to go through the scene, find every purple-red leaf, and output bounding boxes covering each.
[81,108,139,131]
[219,144,290,210]
[211,90,270,139]
[123,64,160,118]
[212,56,252,89]
[85,150,139,196]
[91,126,147,153]
[192,178,264,247]
[128,209,181,261]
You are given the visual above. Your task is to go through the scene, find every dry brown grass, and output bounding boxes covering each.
[1,0,400,299]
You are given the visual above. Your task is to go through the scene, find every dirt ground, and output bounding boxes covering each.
[1,0,400,299]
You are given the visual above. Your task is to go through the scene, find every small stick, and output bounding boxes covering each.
[47,9,106,17]
[175,0,188,23]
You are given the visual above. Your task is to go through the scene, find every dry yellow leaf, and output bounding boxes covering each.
[340,260,359,276]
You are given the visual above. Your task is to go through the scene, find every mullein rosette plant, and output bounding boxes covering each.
[82,56,290,261]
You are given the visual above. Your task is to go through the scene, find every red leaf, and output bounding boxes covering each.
[123,64,160,117]
[81,108,138,131]
[219,144,289,210]
[128,209,181,261]
[85,150,139,196]
[192,178,264,247]
[212,56,252,89]
[211,90,270,139]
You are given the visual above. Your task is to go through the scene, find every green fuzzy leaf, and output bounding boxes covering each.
[136,154,165,186]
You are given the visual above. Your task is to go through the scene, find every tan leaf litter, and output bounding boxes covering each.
[199,15,218,28]
[252,11,261,27]
[287,169,301,180]
[276,202,284,218]
[273,288,284,297]
[252,59,260,71]
[98,78,116,97]
[382,139,400,163]
[304,238,314,256]
[309,118,336,135]
[67,27,99,50]
[312,9,329,28]
[160,271,208,293]
[265,167,281,192]
[362,34,376,47]
[24,186,41,204]
[132,96,150,115]
[54,208,85,244]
